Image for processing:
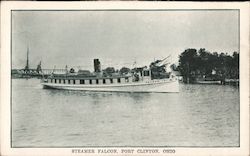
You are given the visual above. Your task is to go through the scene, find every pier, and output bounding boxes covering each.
[12,68,67,79]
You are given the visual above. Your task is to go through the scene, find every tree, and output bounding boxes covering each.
[232,52,239,79]
[178,48,198,83]
[119,67,130,75]
[103,67,115,76]
[178,48,239,83]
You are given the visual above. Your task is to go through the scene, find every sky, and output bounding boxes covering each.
[12,10,239,71]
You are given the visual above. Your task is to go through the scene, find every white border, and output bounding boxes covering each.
[1,2,249,156]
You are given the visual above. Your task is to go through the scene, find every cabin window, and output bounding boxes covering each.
[89,79,92,84]
[80,80,85,84]
[54,79,57,83]
[103,79,106,84]
[117,78,121,83]
[59,79,61,83]
[73,80,75,84]
[110,79,113,83]
[125,77,129,82]
[68,80,71,84]
[63,80,66,84]
[144,70,150,76]
[96,79,99,84]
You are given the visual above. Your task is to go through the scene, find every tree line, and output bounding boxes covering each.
[176,48,239,83]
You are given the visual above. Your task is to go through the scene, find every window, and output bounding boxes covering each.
[68,80,71,84]
[103,79,106,84]
[54,79,57,83]
[110,79,113,83]
[73,80,75,84]
[125,77,129,82]
[80,80,85,84]
[59,79,61,83]
[63,80,66,84]
[96,79,99,84]
[117,78,121,83]
[143,70,150,76]
[51,79,53,83]
[89,79,92,84]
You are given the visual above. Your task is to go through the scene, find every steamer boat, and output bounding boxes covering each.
[41,59,179,93]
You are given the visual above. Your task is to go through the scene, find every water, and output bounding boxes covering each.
[12,79,239,147]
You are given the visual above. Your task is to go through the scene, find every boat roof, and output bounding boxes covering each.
[49,74,131,80]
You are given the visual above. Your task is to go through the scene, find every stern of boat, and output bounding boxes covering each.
[148,79,179,93]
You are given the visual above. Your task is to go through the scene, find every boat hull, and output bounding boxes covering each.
[41,80,179,93]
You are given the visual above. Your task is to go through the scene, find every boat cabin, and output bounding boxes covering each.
[44,69,152,85]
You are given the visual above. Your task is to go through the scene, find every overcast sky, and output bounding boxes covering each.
[12,10,239,71]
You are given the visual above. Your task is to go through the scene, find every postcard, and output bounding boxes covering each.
[1,1,249,156]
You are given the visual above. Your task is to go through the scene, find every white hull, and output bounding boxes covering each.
[42,80,179,93]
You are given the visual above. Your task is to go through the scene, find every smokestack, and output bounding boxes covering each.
[94,59,101,73]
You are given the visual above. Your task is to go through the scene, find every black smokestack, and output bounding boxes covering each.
[94,59,101,73]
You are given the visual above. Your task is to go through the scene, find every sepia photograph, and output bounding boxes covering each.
[1,2,249,156]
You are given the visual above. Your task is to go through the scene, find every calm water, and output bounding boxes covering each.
[12,79,239,147]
